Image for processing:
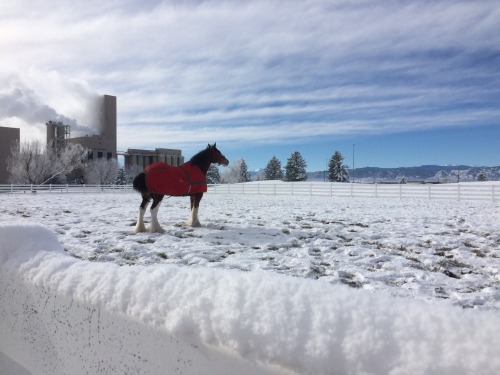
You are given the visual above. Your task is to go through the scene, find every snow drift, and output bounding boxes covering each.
[0,222,499,375]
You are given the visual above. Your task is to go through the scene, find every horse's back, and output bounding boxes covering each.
[144,162,207,196]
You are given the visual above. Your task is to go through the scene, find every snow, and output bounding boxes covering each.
[1,192,500,374]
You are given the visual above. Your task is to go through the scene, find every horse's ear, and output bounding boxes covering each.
[213,142,217,148]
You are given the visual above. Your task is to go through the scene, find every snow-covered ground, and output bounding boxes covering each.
[1,191,500,374]
[1,192,498,310]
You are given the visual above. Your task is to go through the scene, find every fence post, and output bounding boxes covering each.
[350,183,353,198]
[31,184,33,193]
[375,184,378,198]
[457,184,461,202]
[11,184,13,193]
[493,185,496,202]
[428,185,431,200]
[399,184,402,199]
[66,184,69,193]
[310,183,312,196]
[291,183,294,196]
[330,183,333,197]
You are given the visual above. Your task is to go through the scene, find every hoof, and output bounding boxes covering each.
[133,224,146,234]
[149,225,166,233]
[187,220,202,227]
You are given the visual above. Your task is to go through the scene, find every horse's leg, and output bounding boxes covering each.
[150,193,165,233]
[134,195,150,234]
[188,193,203,227]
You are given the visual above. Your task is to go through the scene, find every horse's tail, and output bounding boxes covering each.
[133,172,148,195]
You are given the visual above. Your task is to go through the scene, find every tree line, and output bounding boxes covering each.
[7,140,133,185]
[6,138,352,185]
[264,150,350,183]
[206,150,351,184]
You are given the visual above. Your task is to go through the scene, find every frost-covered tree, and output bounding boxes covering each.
[7,140,88,185]
[239,159,251,183]
[126,165,144,184]
[328,150,349,182]
[115,168,127,185]
[221,159,241,183]
[206,164,221,184]
[284,151,307,182]
[264,156,283,180]
[84,158,120,185]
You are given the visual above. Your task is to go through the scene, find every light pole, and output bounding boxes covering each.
[352,144,355,183]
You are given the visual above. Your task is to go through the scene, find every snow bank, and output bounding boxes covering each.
[1,223,499,375]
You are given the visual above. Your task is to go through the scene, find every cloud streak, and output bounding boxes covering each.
[1,0,499,155]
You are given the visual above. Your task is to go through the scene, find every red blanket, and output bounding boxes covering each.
[144,162,207,196]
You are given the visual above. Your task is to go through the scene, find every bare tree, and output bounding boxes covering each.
[84,158,120,185]
[7,140,88,185]
[221,158,247,183]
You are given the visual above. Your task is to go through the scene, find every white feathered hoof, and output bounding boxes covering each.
[133,222,147,234]
[149,204,165,233]
[188,207,201,227]
[133,207,148,234]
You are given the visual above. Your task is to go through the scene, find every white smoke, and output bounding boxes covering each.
[0,70,103,143]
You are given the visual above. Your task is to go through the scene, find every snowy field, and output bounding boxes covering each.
[1,191,499,310]
[1,190,500,375]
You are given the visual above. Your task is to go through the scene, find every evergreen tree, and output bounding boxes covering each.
[264,156,283,180]
[284,151,307,182]
[206,164,221,184]
[239,159,251,183]
[328,150,349,182]
[115,168,127,185]
[477,171,487,182]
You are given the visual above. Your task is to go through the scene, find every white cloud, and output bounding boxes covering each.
[1,0,499,152]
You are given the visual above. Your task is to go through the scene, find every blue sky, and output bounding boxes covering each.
[1,0,499,171]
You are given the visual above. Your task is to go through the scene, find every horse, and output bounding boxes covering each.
[132,143,229,233]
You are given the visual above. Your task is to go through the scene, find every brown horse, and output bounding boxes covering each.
[132,143,229,233]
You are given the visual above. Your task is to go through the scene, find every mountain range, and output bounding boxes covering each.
[251,165,500,183]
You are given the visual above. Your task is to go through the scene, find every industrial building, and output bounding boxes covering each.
[124,148,184,170]
[1,94,184,183]
[47,95,118,160]
[0,127,20,184]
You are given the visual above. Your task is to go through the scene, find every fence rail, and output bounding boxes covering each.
[207,182,499,202]
[1,182,498,201]
[0,184,133,194]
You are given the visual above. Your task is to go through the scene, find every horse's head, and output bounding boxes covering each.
[208,143,229,166]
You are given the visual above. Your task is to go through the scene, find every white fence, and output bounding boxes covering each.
[208,182,499,202]
[0,184,132,194]
[1,182,498,201]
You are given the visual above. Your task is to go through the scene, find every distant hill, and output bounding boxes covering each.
[306,165,500,183]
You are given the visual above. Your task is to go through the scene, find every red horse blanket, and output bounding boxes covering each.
[145,162,207,196]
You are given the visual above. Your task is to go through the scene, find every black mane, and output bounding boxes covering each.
[189,147,212,174]
[189,147,209,164]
